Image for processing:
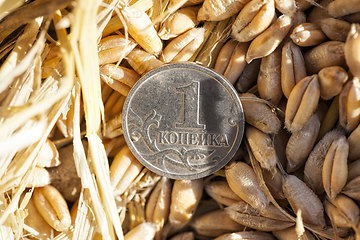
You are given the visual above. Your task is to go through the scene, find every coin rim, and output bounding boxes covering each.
[122,62,244,179]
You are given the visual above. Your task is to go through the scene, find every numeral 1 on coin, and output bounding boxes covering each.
[175,81,205,129]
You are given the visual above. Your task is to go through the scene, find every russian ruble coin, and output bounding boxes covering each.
[122,63,244,179]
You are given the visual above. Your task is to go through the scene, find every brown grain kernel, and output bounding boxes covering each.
[121,7,163,55]
[304,41,346,74]
[246,125,278,172]
[246,15,292,63]
[286,114,320,173]
[318,66,348,100]
[273,226,316,240]
[348,124,360,160]
[100,64,140,96]
[98,34,137,65]
[281,41,307,99]
[225,201,293,231]
[126,48,164,75]
[24,195,53,238]
[205,180,241,206]
[343,176,360,200]
[33,185,71,232]
[283,175,326,228]
[232,0,275,42]
[214,40,248,85]
[307,0,331,25]
[235,59,261,92]
[159,6,199,40]
[257,47,282,106]
[145,177,171,235]
[275,0,296,16]
[162,179,203,237]
[225,161,269,211]
[322,136,349,199]
[240,92,281,134]
[290,23,326,47]
[345,24,360,78]
[160,28,205,63]
[197,0,245,21]
[214,231,276,240]
[169,232,195,240]
[320,18,351,42]
[124,222,156,240]
[328,0,360,18]
[304,128,345,195]
[190,209,245,237]
[285,75,320,132]
[348,160,360,183]
[325,195,360,229]
[109,145,143,195]
[339,78,360,132]
[168,0,204,8]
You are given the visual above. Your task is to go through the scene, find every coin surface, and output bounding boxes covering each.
[122,63,244,179]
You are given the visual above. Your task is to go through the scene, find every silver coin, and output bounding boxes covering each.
[122,63,244,179]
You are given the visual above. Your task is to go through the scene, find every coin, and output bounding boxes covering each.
[122,63,245,179]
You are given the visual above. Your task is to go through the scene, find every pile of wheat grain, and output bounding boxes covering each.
[0,0,359,239]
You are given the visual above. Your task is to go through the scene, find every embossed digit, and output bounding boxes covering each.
[175,81,205,129]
